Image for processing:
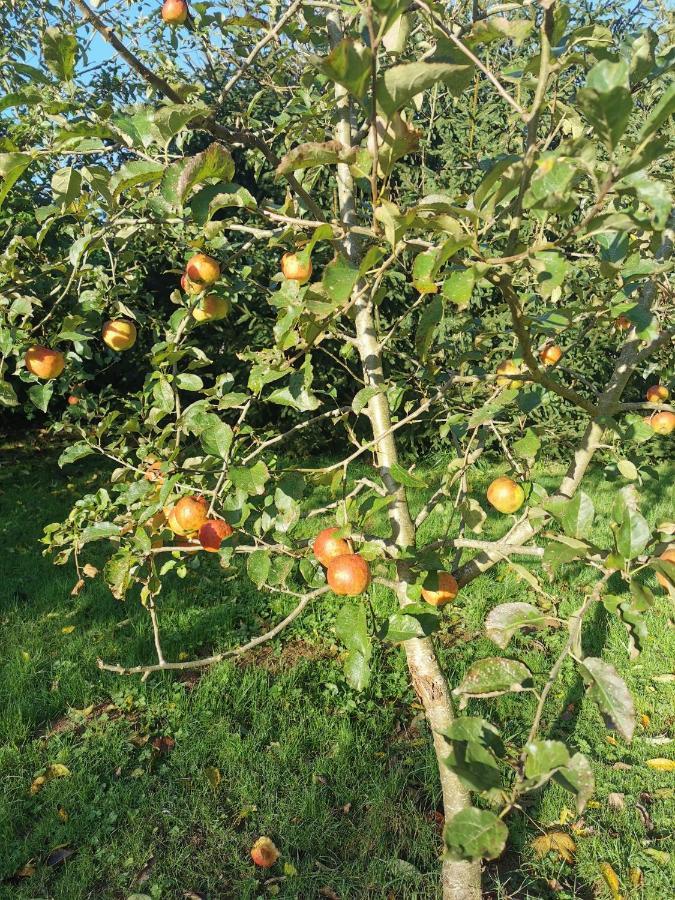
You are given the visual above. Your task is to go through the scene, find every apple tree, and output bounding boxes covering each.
[1,1,674,897]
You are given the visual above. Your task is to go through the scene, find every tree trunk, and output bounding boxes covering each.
[327,13,482,899]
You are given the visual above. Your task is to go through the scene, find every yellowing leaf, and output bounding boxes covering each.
[283,862,298,876]
[599,862,622,900]
[643,848,670,864]
[606,735,617,746]
[57,805,69,822]
[61,625,76,634]
[629,867,642,887]
[20,650,30,662]
[640,714,650,728]
[204,766,221,789]
[15,862,36,878]
[30,763,71,794]
[557,807,575,825]
[532,831,576,863]
[646,758,675,772]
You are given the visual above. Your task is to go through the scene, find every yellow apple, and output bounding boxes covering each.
[102,319,137,351]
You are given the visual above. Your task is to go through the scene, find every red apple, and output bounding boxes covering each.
[171,496,208,534]
[539,345,563,366]
[185,253,220,285]
[326,553,371,596]
[198,519,233,552]
[161,0,188,25]
[313,527,350,567]
[646,385,669,404]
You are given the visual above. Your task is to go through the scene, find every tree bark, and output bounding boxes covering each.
[327,13,481,899]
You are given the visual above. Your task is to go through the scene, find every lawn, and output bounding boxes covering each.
[0,444,673,899]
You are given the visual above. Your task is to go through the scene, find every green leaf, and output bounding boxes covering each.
[322,254,359,304]
[380,605,440,642]
[152,378,175,414]
[175,373,204,391]
[444,739,503,792]
[247,549,271,588]
[529,251,568,299]
[637,81,675,143]
[616,171,672,230]
[412,248,440,293]
[441,717,505,756]
[68,234,94,269]
[468,14,533,47]
[189,182,257,225]
[453,657,533,709]
[162,143,234,208]
[616,507,650,559]
[58,442,94,468]
[415,295,443,358]
[80,522,122,545]
[444,808,508,862]
[42,27,78,81]
[335,603,372,691]
[390,462,427,489]
[343,648,371,691]
[276,140,355,175]
[513,428,541,461]
[376,59,473,118]
[560,492,595,540]
[268,371,320,412]
[104,549,136,600]
[313,39,372,100]
[200,418,233,459]
[442,268,475,308]
[580,657,635,742]
[523,740,570,787]
[629,28,658,85]
[335,603,371,657]
[485,602,548,649]
[577,59,633,151]
[28,383,54,413]
[52,167,82,206]
[230,461,269,496]
[0,153,32,207]
[352,386,381,415]
[553,752,595,814]
[109,160,164,199]
[543,536,589,569]
[617,459,639,481]
[0,381,19,408]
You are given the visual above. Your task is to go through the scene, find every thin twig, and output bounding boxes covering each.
[98,585,330,675]
[217,0,305,104]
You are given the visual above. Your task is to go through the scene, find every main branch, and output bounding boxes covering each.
[327,11,480,900]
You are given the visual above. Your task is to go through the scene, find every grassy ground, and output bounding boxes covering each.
[0,445,673,900]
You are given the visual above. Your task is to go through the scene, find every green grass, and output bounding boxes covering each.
[0,446,673,899]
